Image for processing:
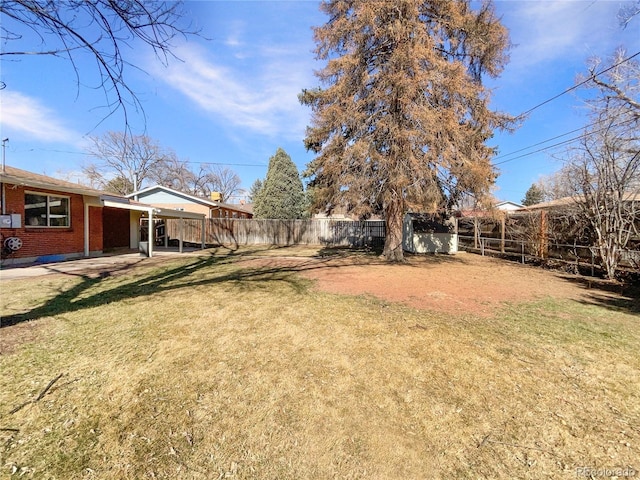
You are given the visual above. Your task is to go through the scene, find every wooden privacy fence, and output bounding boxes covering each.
[166,218,386,248]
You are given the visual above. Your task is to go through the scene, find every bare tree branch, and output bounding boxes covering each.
[84,131,171,194]
[0,0,198,132]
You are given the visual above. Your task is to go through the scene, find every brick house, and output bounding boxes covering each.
[0,166,205,266]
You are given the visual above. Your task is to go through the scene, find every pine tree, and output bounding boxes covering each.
[248,179,264,203]
[253,148,306,219]
[522,184,545,206]
[300,0,513,261]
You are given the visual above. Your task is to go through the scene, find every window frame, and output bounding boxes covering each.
[24,191,71,228]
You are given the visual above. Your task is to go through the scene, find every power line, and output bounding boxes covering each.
[492,123,590,162]
[182,160,266,168]
[19,148,267,168]
[493,118,635,166]
[18,52,640,172]
[516,50,640,118]
[492,51,640,166]
[493,134,584,166]
[492,115,637,163]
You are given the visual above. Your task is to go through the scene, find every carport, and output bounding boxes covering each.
[100,196,206,257]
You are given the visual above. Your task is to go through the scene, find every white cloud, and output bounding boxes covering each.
[0,91,80,143]
[153,42,314,139]
[224,20,246,49]
[498,1,629,69]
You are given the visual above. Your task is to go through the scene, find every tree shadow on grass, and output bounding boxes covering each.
[458,250,640,316]
[560,276,640,316]
[1,245,479,328]
[0,252,344,328]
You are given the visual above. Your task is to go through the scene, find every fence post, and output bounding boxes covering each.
[521,241,525,264]
[540,210,548,260]
[591,249,595,277]
[481,238,485,256]
[500,213,505,254]
[474,217,479,249]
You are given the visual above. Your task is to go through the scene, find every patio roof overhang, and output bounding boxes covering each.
[100,196,206,257]
[101,195,206,220]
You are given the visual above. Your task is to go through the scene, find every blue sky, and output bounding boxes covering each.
[1,0,639,204]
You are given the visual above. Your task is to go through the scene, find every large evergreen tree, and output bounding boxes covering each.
[248,179,264,203]
[253,148,306,219]
[522,184,545,206]
[300,0,513,261]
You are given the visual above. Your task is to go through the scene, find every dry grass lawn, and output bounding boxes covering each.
[0,247,638,479]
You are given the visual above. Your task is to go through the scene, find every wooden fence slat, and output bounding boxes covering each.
[165,218,386,248]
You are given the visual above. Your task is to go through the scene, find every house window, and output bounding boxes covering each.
[25,192,70,227]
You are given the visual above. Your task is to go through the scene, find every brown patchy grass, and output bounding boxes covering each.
[0,249,638,479]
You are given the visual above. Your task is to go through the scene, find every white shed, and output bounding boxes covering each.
[402,213,458,254]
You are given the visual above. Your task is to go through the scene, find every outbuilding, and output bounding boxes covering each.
[402,212,458,254]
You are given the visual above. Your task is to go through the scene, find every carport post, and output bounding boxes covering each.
[148,210,154,258]
[179,217,184,254]
[84,202,90,257]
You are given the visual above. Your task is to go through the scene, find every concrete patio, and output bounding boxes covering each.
[0,247,206,281]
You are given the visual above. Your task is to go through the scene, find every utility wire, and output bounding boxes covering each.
[492,123,590,162]
[21,148,266,168]
[494,118,635,166]
[19,53,640,171]
[493,116,638,164]
[517,50,640,118]
[492,51,640,166]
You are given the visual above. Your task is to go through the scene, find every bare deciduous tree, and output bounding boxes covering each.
[535,168,578,202]
[203,166,242,203]
[557,50,640,278]
[84,131,171,194]
[619,0,640,28]
[84,132,244,201]
[149,155,196,193]
[300,0,513,261]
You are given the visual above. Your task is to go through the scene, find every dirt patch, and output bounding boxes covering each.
[242,252,623,316]
[1,251,628,356]
[0,319,44,356]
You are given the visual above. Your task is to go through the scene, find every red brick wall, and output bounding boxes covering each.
[1,184,101,261]
[211,206,252,219]
[89,206,103,252]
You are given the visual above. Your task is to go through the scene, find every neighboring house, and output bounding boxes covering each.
[312,204,384,221]
[456,200,524,218]
[521,192,640,211]
[128,185,253,219]
[0,166,204,266]
[495,201,524,212]
[313,211,355,221]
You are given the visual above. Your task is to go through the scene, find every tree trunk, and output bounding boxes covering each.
[598,238,619,280]
[382,195,405,262]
